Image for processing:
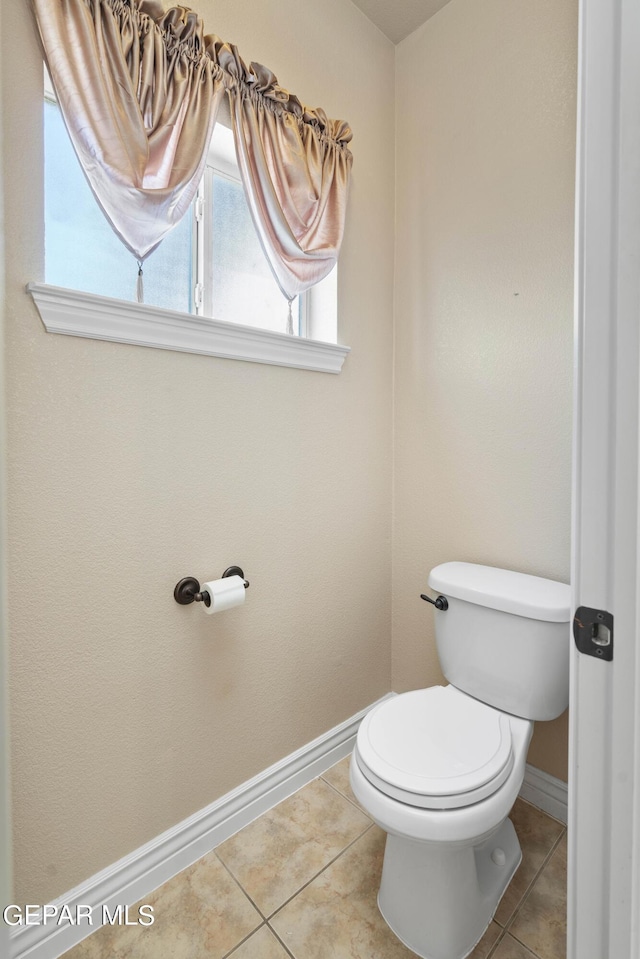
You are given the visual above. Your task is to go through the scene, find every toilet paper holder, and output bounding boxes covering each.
[174,567,250,608]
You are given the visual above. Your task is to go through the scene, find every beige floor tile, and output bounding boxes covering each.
[60,852,262,959]
[495,799,566,926]
[491,933,538,958]
[216,775,371,916]
[271,825,418,958]
[228,924,290,958]
[509,834,567,959]
[321,755,369,814]
[61,789,566,959]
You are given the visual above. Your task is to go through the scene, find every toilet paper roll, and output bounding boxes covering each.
[201,576,246,614]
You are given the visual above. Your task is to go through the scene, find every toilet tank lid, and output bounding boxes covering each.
[428,562,571,622]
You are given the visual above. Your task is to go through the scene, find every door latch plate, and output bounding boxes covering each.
[573,606,613,661]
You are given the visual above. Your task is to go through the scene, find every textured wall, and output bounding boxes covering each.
[392,0,578,780]
[5,0,579,906]
[4,0,394,903]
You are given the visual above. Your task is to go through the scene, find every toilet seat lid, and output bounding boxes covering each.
[356,686,514,810]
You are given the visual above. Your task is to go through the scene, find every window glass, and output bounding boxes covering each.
[44,99,192,313]
[210,172,299,335]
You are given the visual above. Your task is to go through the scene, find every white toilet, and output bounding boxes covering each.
[350,561,571,959]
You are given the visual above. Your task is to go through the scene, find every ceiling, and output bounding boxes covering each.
[349,0,453,44]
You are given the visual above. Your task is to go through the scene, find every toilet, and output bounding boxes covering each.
[350,562,571,959]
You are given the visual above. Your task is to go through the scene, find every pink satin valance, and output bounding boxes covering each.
[31,0,353,299]
[33,0,227,260]
[215,42,353,301]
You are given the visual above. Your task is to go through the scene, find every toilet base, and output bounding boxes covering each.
[378,816,521,959]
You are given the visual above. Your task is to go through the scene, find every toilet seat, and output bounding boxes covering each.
[356,686,514,810]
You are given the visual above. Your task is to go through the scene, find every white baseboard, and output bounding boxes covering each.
[519,762,568,824]
[10,694,393,959]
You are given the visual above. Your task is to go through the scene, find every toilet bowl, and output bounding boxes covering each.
[350,562,570,959]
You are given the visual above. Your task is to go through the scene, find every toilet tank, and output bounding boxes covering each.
[427,562,571,721]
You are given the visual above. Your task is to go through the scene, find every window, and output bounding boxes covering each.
[196,124,305,335]
[43,75,337,344]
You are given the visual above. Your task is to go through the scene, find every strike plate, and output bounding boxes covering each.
[573,606,613,662]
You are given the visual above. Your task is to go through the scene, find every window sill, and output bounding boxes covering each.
[27,283,350,374]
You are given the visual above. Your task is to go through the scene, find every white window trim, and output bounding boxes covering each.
[26,282,350,374]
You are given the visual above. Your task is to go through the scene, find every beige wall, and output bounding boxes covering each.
[4,0,579,907]
[3,0,395,904]
[393,0,578,781]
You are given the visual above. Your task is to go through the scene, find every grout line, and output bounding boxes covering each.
[496,828,566,932]
[266,922,299,959]
[487,928,539,959]
[517,795,567,829]
[486,821,567,958]
[501,828,567,941]
[213,771,373,927]
[220,920,267,959]
[214,815,374,927]
[266,822,375,921]
[319,771,373,821]
[214,850,268,920]
[485,927,508,959]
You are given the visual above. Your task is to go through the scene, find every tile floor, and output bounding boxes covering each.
[62,756,567,959]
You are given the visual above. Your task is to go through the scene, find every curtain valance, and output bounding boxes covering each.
[33,0,227,261]
[31,0,353,302]
[216,42,353,302]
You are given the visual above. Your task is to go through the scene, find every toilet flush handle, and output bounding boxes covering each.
[420,593,449,611]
